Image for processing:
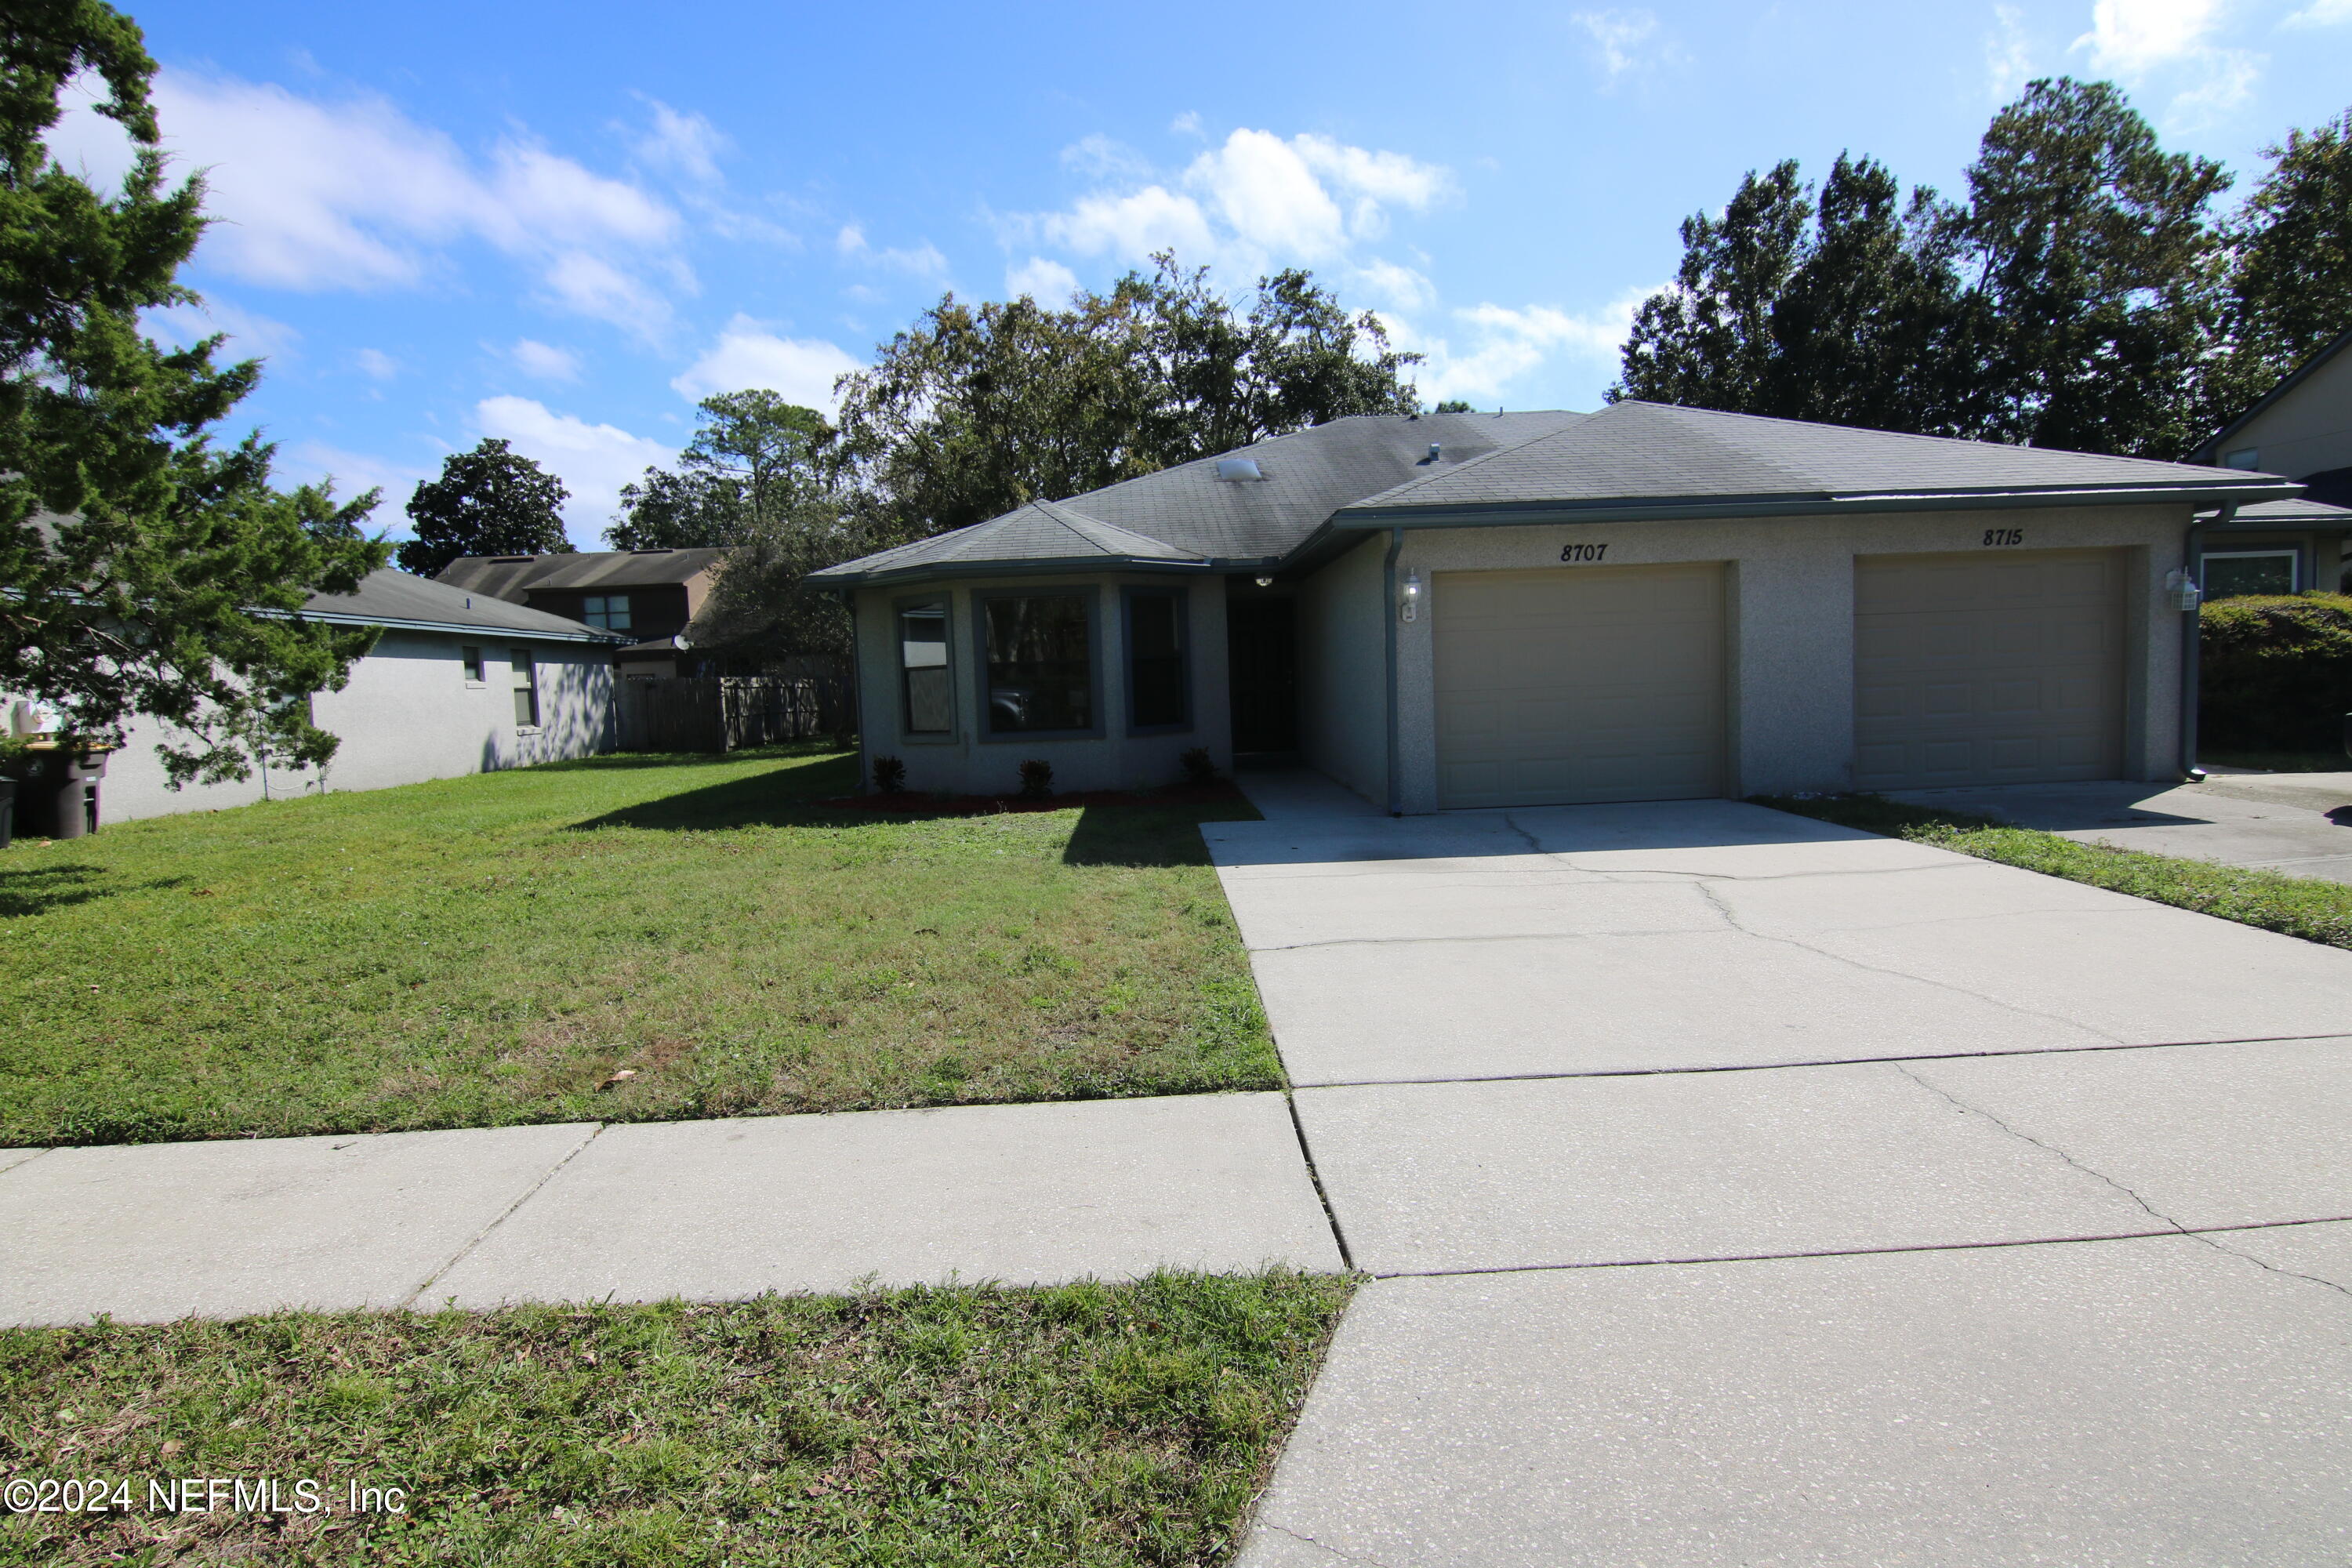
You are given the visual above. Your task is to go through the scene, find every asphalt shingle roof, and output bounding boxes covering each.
[1341,401,2293,517]
[808,401,2302,586]
[302,569,620,642]
[808,410,1582,585]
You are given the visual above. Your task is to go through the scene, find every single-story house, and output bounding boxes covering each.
[2189,325,2352,597]
[437,547,728,678]
[808,401,2305,813]
[91,568,622,821]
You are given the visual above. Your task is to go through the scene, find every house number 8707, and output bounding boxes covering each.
[1559,543,1610,562]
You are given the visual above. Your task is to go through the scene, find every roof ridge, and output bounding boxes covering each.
[1340,410,1602,510]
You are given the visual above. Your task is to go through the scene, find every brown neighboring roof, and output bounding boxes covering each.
[437,548,728,601]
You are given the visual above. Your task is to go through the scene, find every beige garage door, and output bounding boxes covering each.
[1435,564,1726,809]
[1854,550,2125,790]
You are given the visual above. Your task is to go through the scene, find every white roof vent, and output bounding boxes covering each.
[1214,457,1265,482]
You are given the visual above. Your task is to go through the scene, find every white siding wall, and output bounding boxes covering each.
[88,631,615,822]
[1296,534,1391,808]
[851,573,1230,797]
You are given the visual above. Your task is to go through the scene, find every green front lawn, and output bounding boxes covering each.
[0,1269,1352,1567]
[2,747,1279,1146]
[1756,792,2352,950]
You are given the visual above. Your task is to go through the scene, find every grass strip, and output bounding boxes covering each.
[0,1269,1352,1567]
[1755,792,2352,951]
[2,746,1279,1146]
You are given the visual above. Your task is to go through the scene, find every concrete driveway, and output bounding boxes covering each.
[1891,771,2352,884]
[1209,779,2352,1566]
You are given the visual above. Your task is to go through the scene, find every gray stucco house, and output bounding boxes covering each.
[808,401,2306,814]
[91,569,623,821]
[2187,325,2352,598]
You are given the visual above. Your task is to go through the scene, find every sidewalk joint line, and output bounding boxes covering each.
[1286,1030,2352,1091]
[1283,1089,1356,1272]
[1362,1213,2352,1279]
[401,1123,607,1309]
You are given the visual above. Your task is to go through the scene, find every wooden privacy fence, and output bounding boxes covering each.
[615,670,853,753]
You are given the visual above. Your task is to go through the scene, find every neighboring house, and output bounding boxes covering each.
[808,401,2302,813]
[437,548,728,678]
[2188,326,2352,597]
[94,568,623,822]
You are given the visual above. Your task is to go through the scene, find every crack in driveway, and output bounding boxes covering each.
[1892,1064,2352,1303]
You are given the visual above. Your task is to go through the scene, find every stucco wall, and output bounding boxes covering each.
[850,572,1231,797]
[87,631,615,822]
[1296,533,1390,807]
[1362,503,2190,812]
[2223,349,2352,479]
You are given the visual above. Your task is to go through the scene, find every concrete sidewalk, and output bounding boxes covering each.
[0,1093,1342,1327]
[1893,772,2352,884]
[1210,782,2352,1566]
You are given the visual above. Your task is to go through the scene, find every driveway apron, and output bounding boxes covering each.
[1210,782,2352,1566]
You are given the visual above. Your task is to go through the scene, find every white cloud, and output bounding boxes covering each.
[1389,287,1653,405]
[1170,111,1204,139]
[1984,5,2037,102]
[2070,0,2263,125]
[102,69,686,337]
[536,250,677,342]
[632,96,726,183]
[2285,0,2352,24]
[508,339,582,380]
[1347,259,1437,312]
[42,71,140,195]
[1041,183,1221,264]
[474,395,675,536]
[2073,0,2222,73]
[142,297,300,362]
[669,314,864,412]
[1572,9,1675,81]
[835,223,949,277]
[1006,256,1080,302]
[354,347,398,380]
[278,441,437,514]
[1029,127,1450,282]
[1062,133,1154,183]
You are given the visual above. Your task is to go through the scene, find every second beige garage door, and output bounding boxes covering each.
[1435,564,1726,809]
[1854,550,2125,790]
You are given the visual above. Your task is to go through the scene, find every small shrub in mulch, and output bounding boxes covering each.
[870,753,907,793]
[1018,759,1055,800]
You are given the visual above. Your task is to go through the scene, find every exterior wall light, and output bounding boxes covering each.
[1401,568,1422,622]
[1254,575,1274,588]
[2164,568,2203,613]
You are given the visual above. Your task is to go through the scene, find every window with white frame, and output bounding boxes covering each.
[583,594,633,632]
[2201,550,2297,598]
[2223,448,2261,470]
[510,648,540,727]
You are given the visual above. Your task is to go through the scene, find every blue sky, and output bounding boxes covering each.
[47,0,2352,547]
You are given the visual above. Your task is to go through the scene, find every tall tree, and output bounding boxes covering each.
[0,0,387,787]
[394,438,569,575]
[833,253,1421,539]
[605,392,831,550]
[1959,78,2232,456]
[2223,106,2352,377]
[1614,78,2234,457]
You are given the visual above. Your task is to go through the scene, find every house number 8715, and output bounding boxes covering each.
[1982,528,2024,547]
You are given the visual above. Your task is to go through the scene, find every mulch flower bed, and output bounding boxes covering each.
[818,780,1250,815]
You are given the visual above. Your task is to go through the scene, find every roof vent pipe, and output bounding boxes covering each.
[1215,457,1264,482]
[1428,442,1442,463]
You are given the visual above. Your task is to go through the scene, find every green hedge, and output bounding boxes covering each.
[2198,592,2352,752]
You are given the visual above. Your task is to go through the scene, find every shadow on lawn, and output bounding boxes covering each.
[572,753,862,831]
[0,861,185,919]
